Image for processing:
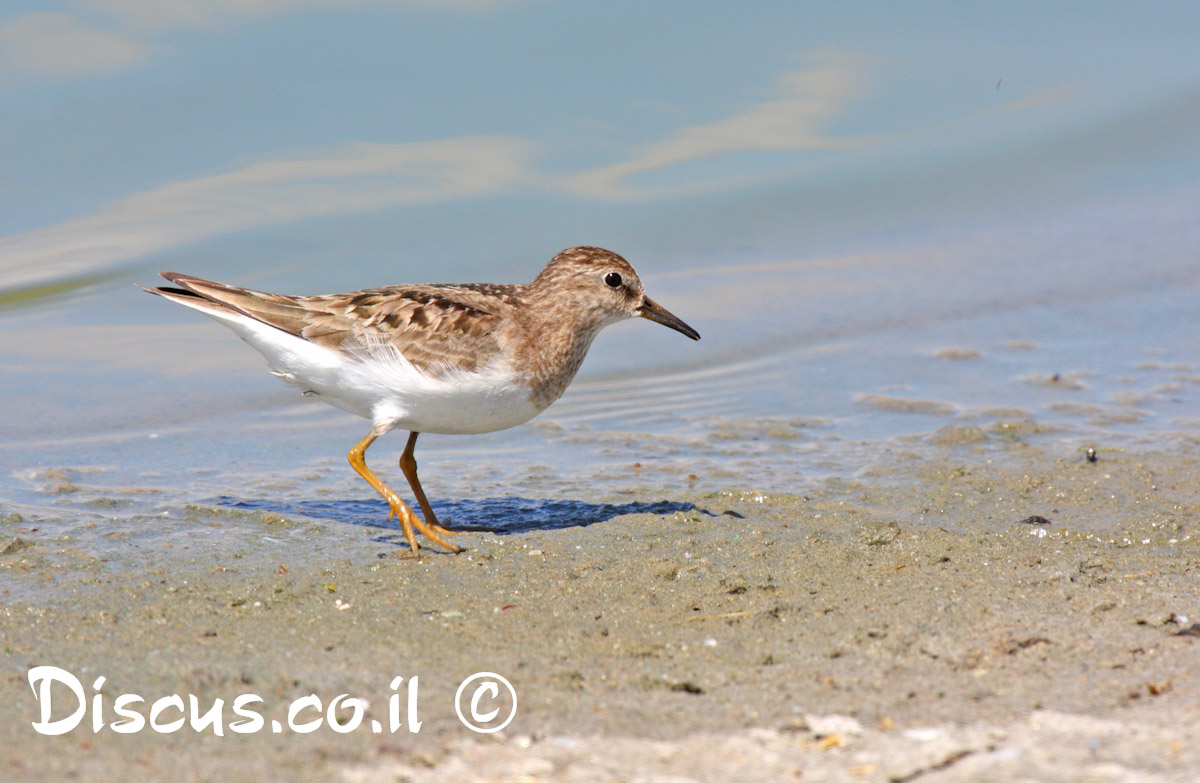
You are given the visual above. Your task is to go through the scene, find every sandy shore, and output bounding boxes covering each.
[2,438,1199,781]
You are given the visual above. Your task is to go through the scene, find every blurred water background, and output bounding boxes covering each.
[2,2,1200,572]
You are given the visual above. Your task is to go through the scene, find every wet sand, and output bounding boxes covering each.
[2,438,1198,781]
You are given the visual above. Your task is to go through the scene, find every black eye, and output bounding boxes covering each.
[604,272,622,288]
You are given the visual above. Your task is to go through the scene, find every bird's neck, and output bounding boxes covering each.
[516,306,605,410]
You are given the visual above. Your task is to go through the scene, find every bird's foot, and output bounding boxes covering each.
[384,492,459,554]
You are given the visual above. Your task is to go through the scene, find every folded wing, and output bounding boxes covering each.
[144,272,508,377]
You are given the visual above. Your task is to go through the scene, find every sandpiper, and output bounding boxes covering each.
[142,246,700,555]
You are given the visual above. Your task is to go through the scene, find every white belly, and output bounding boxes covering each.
[213,307,543,435]
[340,355,543,435]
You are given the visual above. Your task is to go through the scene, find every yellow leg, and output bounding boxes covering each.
[348,427,459,555]
[399,432,465,539]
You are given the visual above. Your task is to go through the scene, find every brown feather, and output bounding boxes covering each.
[156,273,509,377]
[147,246,696,403]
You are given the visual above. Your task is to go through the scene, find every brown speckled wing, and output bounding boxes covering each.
[159,273,510,376]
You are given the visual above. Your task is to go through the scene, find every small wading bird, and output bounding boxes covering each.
[142,247,700,555]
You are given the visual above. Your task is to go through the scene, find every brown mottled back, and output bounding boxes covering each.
[157,274,517,376]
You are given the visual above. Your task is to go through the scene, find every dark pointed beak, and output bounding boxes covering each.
[638,296,700,340]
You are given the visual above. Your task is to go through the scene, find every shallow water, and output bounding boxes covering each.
[2,5,1200,591]
[5,196,1200,588]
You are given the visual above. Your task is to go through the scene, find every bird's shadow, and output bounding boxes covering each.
[218,495,703,547]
